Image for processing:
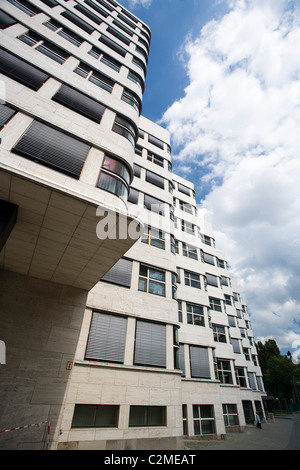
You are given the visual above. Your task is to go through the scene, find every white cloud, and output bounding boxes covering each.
[124,0,153,9]
[163,0,300,350]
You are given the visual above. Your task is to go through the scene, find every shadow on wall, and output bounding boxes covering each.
[0,270,88,450]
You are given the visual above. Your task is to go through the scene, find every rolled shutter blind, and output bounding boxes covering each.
[85,312,127,363]
[206,273,218,287]
[61,11,95,34]
[134,320,166,367]
[190,345,211,378]
[248,372,256,389]
[0,48,49,91]
[0,104,16,128]
[13,120,91,178]
[101,258,132,287]
[53,84,106,123]
[231,338,241,353]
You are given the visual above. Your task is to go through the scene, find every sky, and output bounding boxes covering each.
[121,0,300,357]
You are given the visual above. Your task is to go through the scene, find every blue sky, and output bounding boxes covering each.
[122,0,300,358]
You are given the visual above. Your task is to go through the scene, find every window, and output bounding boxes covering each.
[128,187,139,204]
[223,404,239,427]
[40,0,58,6]
[0,10,16,29]
[144,194,165,216]
[182,405,188,435]
[0,48,50,91]
[248,372,257,390]
[128,71,143,90]
[97,154,130,202]
[129,406,166,427]
[228,315,236,327]
[44,19,83,46]
[74,62,114,93]
[99,35,127,57]
[142,226,165,250]
[113,19,134,36]
[85,311,127,363]
[181,220,195,235]
[135,45,148,62]
[134,320,166,367]
[133,164,141,177]
[217,258,226,269]
[235,367,247,387]
[206,273,219,287]
[88,46,121,71]
[112,115,136,146]
[138,264,165,297]
[145,170,165,189]
[178,183,190,196]
[179,200,193,214]
[190,346,211,379]
[101,258,132,288]
[7,0,41,16]
[18,31,70,64]
[200,233,212,246]
[135,145,143,157]
[132,56,146,74]
[107,26,131,45]
[72,404,119,428]
[187,303,205,327]
[209,297,222,312]
[217,359,233,384]
[231,338,241,354]
[148,134,164,149]
[193,405,215,435]
[179,344,185,376]
[0,104,16,129]
[184,270,201,289]
[122,89,140,113]
[224,294,232,306]
[52,84,106,123]
[177,301,183,322]
[170,235,178,254]
[13,120,91,178]
[202,252,214,265]
[85,0,108,17]
[74,4,103,25]
[61,10,95,34]
[213,325,227,343]
[172,272,177,300]
[183,243,198,260]
[147,151,164,167]
[243,348,251,360]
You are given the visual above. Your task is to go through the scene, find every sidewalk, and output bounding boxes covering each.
[184,415,300,450]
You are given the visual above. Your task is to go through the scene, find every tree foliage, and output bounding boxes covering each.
[256,339,300,401]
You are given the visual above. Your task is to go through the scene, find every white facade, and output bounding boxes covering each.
[57,116,266,449]
[0,0,265,450]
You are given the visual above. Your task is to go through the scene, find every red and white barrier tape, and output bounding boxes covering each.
[0,420,48,434]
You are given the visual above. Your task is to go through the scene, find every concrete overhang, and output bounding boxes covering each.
[0,167,142,291]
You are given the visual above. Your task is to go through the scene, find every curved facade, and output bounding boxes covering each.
[0,0,265,450]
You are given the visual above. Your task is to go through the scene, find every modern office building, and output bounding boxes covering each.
[0,0,266,450]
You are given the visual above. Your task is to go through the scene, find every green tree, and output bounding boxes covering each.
[256,339,280,377]
[264,355,300,401]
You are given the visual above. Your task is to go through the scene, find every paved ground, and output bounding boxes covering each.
[184,414,300,451]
